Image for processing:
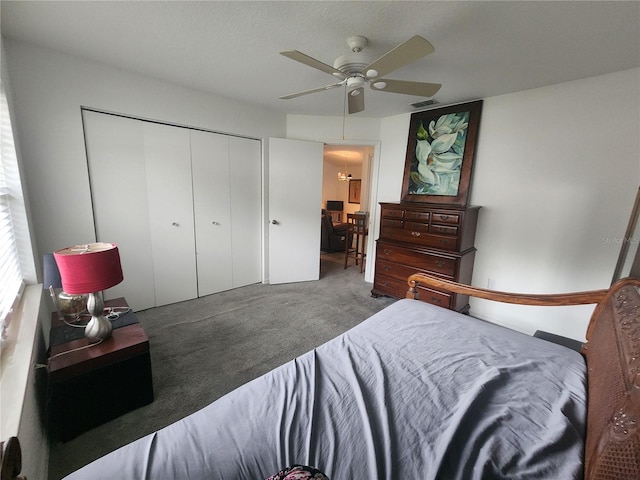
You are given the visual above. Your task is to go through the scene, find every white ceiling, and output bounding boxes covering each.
[1,1,639,119]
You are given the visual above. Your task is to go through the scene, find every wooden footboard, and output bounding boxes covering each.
[406,273,640,479]
[406,273,608,306]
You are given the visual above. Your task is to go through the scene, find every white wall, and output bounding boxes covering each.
[4,39,287,259]
[468,69,639,339]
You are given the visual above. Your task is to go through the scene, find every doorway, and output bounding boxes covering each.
[321,144,374,278]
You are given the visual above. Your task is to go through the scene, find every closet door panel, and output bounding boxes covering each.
[83,111,156,311]
[229,136,262,288]
[191,130,233,296]
[143,123,197,306]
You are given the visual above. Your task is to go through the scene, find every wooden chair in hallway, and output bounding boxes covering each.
[344,212,369,273]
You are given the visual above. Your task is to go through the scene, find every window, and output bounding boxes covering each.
[0,77,25,346]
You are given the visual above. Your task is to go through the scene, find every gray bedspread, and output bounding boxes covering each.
[65,299,587,479]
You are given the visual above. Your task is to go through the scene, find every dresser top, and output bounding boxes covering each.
[380,202,480,212]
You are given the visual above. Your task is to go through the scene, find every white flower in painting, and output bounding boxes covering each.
[415,132,461,187]
[416,140,436,184]
[429,114,468,139]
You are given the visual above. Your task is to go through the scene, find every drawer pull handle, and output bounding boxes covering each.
[431,297,442,304]
[439,239,448,245]
[439,215,450,220]
[383,266,391,271]
[383,249,393,255]
[435,260,446,268]
[411,231,421,237]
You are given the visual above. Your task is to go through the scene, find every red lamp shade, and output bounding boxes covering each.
[54,242,123,294]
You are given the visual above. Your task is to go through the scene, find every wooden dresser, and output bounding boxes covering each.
[372,202,480,312]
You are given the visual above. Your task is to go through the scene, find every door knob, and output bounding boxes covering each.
[172,222,180,227]
[271,220,279,225]
[212,221,219,225]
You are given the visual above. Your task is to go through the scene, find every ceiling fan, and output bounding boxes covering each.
[279,35,441,114]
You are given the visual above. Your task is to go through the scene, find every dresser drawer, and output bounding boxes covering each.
[380,228,459,251]
[372,273,405,298]
[381,218,403,229]
[373,273,452,308]
[430,211,460,225]
[404,221,430,233]
[376,242,456,277]
[429,224,458,236]
[404,210,430,222]
[413,286,452,308]
[376,258,423,282]
[382,208,404,219]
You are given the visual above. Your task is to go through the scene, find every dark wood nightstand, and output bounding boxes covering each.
[47,298,154,441]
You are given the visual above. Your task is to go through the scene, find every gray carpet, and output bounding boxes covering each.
[48,252,396,479]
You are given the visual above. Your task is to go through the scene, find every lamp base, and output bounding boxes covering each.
[85,292,113,342]
[57,291,88,319]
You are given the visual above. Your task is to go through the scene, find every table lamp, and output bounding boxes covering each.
[43,253,88,321]
[54,242,124,342]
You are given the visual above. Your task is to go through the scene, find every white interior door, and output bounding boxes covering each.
[83,111,156,311]
[143,122,198,306]
[268,137,323,284]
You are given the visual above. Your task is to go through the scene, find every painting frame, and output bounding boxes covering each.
[401,100,483,205]
[349,179,361,204]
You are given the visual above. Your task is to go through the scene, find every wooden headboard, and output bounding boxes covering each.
[407,274,640,480]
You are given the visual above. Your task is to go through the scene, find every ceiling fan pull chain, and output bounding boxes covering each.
[342,84,347,140]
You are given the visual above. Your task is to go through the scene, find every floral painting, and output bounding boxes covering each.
[411,112,470,196]
[402,101,483,205]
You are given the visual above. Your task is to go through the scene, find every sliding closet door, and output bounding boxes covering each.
[85,110,262,309]
[83,111,156,310]
[191,133,261,295]
[143,122,198,306]
[229,136,261,288]
[191,130,233,296]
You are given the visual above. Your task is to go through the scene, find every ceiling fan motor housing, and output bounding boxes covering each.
[333,53,373,75]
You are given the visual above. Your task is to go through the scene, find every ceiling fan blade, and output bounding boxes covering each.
[279,82,343,100]
[362,35,435,79]
[370,79,441,97]
[348,88,365,114]
[280,50,346,79]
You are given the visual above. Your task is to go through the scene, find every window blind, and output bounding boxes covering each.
[0,77,24,340]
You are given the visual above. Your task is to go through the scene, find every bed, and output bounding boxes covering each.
[5,274,638,479]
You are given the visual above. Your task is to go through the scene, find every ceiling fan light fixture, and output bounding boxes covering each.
[350,89,361,96]
[366,69,379,78]
[346,75,366,89]
[372,81,387,90]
